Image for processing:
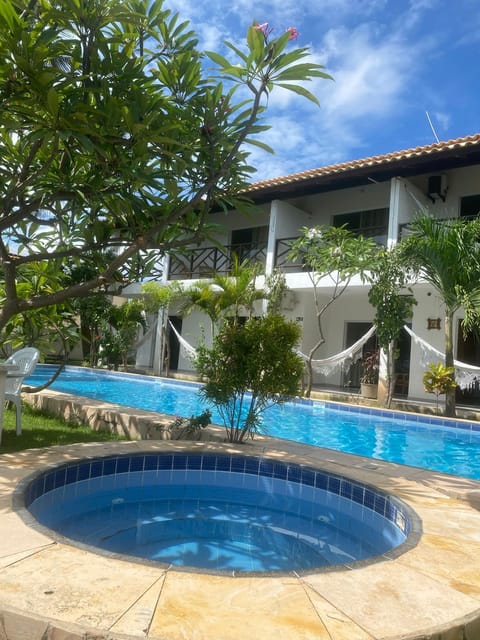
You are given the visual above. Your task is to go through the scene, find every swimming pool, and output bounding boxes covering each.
[27,365,480,480]
[24,451,414,573]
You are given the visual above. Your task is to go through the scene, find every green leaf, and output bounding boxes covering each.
[276,83,320,105]
[205,50,233,69]
[46,88,59,117]
[246,25,266,60]
[244,137,274,153]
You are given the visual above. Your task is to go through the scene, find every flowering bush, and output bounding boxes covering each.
[361,350,379,385]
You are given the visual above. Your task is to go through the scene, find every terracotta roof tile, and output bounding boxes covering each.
[246,133,480,193]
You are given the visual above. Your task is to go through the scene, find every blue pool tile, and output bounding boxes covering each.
[33,480,43,501]
[143,456,158,471]
[314,472,328,490]
[259,459,274,477]
[129,456,144,472]
[24,449,413,573]
[77,463,90,482]
[157,455,173,470]
[54,468,66,489]
[352,484,365,505]
[65,465,78,485]
[244,458,260,475]
[102,458,117,476]
[327,476,341,495]
[116,457,130,474]
[340,480,353,500]
[201,456,217,471]
[374,494,387,516]
[44,472,55,493]
[90,460,103,479]
[26,480,39,504]
[187,455,202,470]
[273,464,288,480]
[230,457,245,473]
[215,456,231,472]
[364,489,376,509]
[287,466,301,483]
[301,468,315,487]
[385,501,396,521]
[172,455,188,470]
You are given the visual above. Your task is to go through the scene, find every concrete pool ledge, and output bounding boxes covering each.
[1,438,480,640]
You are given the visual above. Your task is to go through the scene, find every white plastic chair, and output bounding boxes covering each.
[4,347,40,436]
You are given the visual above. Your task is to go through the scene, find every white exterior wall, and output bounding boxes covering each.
[408,287,446,400]
[295,287,375,387]
[267,199,310,273]
[400,165,480,222]
[208,205,271,242]
[126,158,480,400]
[301,181,391,224]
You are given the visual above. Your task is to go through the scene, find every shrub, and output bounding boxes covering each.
[194,315,304,443]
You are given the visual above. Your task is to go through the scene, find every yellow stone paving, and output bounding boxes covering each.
[0,438,479,639]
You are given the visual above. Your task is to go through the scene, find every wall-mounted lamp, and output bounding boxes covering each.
[427,175,448,203]
[427,318,441,330]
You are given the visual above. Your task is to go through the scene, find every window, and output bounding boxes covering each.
[230,226,268,264]
[333,208,388,245]
[231,226,268,247]
[460,194,480,218]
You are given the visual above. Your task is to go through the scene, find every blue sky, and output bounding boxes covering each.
[165,0,480,182]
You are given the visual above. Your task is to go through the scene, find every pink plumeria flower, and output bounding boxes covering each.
[253,22,273,38]
[286,26,299,40]
[254,22,269,34]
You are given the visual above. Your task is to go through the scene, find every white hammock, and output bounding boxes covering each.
[404,325,480,389]
[133,317,158,350]
[168,320,197,359]
[296,325,376,375]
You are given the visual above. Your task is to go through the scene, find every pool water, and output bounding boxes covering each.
[27,365,480,480]
[25,453,411,573]
[34,492,378,571]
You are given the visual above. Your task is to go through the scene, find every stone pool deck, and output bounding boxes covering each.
[1,436,480,640]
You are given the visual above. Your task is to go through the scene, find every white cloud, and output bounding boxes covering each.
[241,18,427,178]
[319,26,416,120]
[162,0,479,180]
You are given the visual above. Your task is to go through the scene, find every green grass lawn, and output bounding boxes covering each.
[0,404,127,454]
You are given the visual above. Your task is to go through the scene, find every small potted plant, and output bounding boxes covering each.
[360,350,379,399]
[423,362,457,413]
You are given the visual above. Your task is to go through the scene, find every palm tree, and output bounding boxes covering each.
[178,255,267,337]
[400,214,480,417]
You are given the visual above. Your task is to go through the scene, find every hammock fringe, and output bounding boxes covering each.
[295,326,376,375]
[404,325,480,389]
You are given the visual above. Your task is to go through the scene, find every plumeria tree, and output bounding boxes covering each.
[0,1,331,344]
[289,226,379,396]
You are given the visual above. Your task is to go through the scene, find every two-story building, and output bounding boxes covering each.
[127,133,480,405]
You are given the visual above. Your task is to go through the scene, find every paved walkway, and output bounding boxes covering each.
[1,437,480,639]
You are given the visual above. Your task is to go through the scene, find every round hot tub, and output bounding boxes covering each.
[22,451,417,574]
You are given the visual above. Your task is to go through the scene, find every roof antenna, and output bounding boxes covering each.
[425,111,440,143]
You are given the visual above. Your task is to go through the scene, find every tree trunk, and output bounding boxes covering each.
[305,358,313,397]
[385,342,394,408]
[444,311,456,418]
